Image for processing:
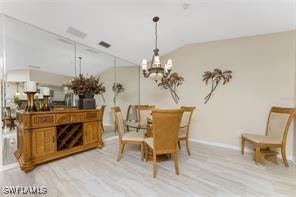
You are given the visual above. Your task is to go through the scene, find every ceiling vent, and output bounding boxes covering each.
[98,41,111,48]
[66,26,87,39]
[57,38,74,45]
[85,48,98,54]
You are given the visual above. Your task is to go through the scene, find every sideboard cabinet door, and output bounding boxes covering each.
[83,122,98,145]
[32,127,56,158]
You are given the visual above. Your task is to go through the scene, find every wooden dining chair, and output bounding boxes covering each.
[2,107,15,130]
[241,107,296,167]
[135,105,155,125]
[144,109,184,178]
[100,105,106,132]
[112,107,145,161]
[178,106,196,155]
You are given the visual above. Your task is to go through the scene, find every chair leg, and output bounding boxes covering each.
[178,141,181,149]
[185,139,191,155]
[153,151,157,178]
[281,146,289,167]
[173,152,180,175]
[144,143,148,162]
[121,144,125,154]
[101,123,104,133]
[241,137,245,155]
[117,143,124,161]
[140,143,144,161]
[254,144,261,165]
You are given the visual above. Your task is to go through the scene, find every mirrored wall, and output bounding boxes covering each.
[0,15,140,166]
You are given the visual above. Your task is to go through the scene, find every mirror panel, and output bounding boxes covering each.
[1,15,140,166]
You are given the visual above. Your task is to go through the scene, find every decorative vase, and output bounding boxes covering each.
[78,94,96,110]
[24,92,37,112]
[42,96,50,111]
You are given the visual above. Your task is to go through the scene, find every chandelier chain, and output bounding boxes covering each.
[155,21,158,49]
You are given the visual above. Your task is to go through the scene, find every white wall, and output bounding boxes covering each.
[96,66,140,126]
[140,31,296,158]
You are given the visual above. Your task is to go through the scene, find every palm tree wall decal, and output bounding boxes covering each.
[202,69,232,104]
[158,72,184,104]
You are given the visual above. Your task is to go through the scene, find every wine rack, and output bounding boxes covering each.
[57,123,83,151]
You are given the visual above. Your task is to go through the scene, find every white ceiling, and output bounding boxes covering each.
[1,0,296,65]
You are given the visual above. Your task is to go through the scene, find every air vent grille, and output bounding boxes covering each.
[98,41,111,48]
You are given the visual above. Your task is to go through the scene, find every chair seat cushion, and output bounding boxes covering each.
[144,137,153,148]
[122,131,145,141]
[242,133,281,144]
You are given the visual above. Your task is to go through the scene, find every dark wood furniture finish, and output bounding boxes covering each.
[15,109,103,172]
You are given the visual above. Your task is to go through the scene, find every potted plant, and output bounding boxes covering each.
[70,74,106,109]
[112,82,124,104]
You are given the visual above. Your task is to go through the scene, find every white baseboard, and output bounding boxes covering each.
[190,139,241,151]
[189,138,294,161]
[0,162,18,172]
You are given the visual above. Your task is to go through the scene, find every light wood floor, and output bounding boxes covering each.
[1,138,296,197]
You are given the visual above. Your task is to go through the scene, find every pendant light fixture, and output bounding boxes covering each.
[15,82,20,96]
[78,56,82,75]
[142,16,173,81]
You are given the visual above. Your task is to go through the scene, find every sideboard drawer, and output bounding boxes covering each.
[32,114,55,127]
[55,114,71,124]
[71,113,85,122]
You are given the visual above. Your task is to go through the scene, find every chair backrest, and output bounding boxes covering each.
[152,109,184,153]
[135,105,155,125]
[126,105,138,121]
[265,107,296,144]
[2,107,11,118]
[180,106,196,137]
[180,106,196,126]
[112,107,125,141]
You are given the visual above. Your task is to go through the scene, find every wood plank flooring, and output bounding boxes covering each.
[1,138,296,197]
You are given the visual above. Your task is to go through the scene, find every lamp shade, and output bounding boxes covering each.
[153,56,160,65]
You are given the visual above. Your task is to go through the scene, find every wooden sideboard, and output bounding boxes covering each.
[15,109,103,172]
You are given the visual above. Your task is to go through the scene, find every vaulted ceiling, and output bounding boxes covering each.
[2,0,296,65]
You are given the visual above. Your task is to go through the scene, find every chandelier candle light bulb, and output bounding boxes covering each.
[153,56,160,65]
[142,59,148,70]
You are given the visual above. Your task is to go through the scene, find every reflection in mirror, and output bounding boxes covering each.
[114,57,139,123]
[1,15,140,166]
[3,16,75,165]
[76,43,115,138]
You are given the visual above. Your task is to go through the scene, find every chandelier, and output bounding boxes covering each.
[142,16,173,81]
